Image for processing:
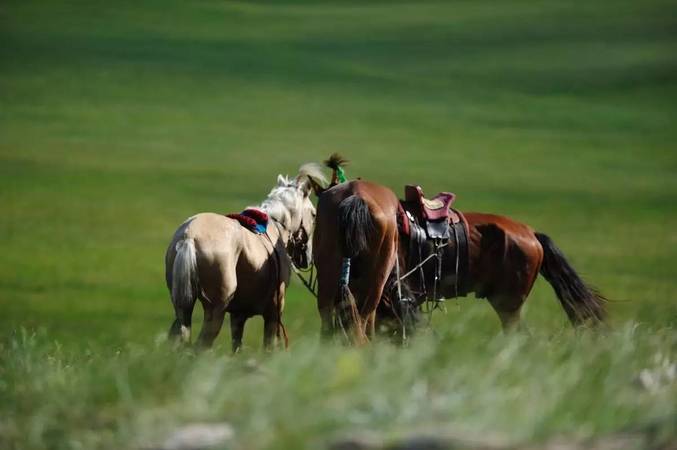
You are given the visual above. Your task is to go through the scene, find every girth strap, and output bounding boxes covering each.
[398,204,471,300]
[450,213,470,297]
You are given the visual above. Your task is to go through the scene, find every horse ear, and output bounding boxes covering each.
[297,176,324,197]
[277,174,286,186]
[308,178,324,197]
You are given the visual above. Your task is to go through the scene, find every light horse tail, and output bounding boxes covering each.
[535,232,607,326]
[335,194,373,342]
[169,237,199,342]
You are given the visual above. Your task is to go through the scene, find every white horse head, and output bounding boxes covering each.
[259,163,327,268]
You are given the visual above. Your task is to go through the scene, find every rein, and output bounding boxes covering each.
[265,221,289,349]
[286,221,319,299]
[396,238,451,325]
[291,263,318,299]
[396,241,448,283]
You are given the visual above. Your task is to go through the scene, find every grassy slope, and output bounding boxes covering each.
[0,1,676,449]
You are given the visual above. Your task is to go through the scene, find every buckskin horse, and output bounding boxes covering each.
[312,157,606,344]
[165,163,326,351]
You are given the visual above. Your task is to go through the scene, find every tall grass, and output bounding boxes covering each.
[1,325,675,450]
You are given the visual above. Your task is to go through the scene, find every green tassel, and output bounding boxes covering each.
[337,166,347,183]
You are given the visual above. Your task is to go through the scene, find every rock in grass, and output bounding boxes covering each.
[329,430,510,450]
[329,433,384,450]
[329,428,670,450]
[158,423,234,450]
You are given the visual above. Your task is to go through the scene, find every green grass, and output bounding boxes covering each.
[1,0,676,449]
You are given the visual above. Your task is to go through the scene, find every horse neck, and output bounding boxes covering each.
[258,196,299,245]
[269,218,292,245]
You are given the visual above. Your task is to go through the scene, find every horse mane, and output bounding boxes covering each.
[259,181,295,229]
[259,162,326,229]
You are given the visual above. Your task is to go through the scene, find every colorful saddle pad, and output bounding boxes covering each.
[226,208,269,234]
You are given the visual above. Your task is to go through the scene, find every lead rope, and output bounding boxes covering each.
[291,264,318,299]
[334,257,352,341]
[394,255,407,342]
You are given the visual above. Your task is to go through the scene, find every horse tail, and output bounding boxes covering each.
[335,195,374,343]
[170,237,199,341]
[535,232,607,326]
[338,195,373,257]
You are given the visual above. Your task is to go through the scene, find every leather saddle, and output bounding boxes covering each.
[404,185,461,239]
[397,185,471,299]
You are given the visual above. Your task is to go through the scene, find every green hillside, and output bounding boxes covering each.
[1,1,675,449]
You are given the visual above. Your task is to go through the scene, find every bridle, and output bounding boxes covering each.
[287,221,319,299]
[288,224,309,264]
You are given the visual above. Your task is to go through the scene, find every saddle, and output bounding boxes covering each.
[404,185,461,239]
[226,208,269,234]
[398,185,470,298]
[405,185,455,221]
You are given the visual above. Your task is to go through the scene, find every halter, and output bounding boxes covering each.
[286,222,319,299]
[288,223,309,265]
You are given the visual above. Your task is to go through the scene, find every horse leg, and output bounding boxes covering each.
[360,275,391,340]
[365,310,377,339]
[477,222,540,334]
[168,318,183,341]
[263,315,279,351]
[359,230,398,339]
[488,295,527,333]
[318,306,334,340]
[317,260,341,340]
[170,302,195,344]
[196,301,227,349]
[195,257,238,348]
[230,313,247,353]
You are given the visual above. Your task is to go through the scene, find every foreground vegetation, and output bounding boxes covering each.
[2,325,675,450]
[1,0,675,449]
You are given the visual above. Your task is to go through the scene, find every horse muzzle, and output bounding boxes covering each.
[289,229,311,269]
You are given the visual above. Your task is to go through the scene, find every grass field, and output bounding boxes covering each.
[1,1,676,449]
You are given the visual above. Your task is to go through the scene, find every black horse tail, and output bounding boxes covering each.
[334,195,374,343]
[536,232,607,326]
[338,195,374,258]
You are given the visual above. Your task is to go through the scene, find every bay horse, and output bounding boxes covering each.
[313,159,606,344]
[165,164,326,351]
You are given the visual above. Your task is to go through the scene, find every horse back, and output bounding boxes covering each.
[463,212,543,297]
[318,180,399,221]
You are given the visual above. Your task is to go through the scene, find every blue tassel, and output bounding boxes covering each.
[340,257,351,286]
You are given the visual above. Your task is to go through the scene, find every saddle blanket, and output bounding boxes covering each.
[226,208,269,234]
